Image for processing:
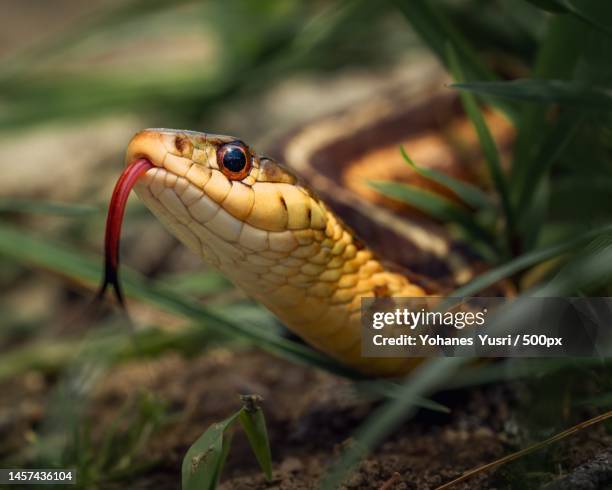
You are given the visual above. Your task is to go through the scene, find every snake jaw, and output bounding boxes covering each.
[97,158,154,307]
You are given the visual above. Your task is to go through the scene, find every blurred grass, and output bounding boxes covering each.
[0,323,228,382]
[0,0,402,131]
[41,391,172,488]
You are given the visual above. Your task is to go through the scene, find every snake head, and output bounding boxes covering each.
[102,128,415,376]
[124,129,328,276]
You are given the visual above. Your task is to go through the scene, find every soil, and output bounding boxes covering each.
[2,347,611,490]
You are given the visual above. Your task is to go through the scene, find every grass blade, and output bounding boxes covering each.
[525,0,612,37]
[238,395,273,481]
[156,271,231,296]
[556,0,612,37]
[369,181,471,222]
[353,380,450,414]
[399,146,493,210]
[515,113,582,218]
[452,79,612,109]
[534,234,612,296]
[524,0,568,13]
[446,44,514,251]
[448,223,612,297]
[368,180,494,251]
[435,409,612,489]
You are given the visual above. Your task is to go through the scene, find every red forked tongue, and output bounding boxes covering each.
[96,158,154,307]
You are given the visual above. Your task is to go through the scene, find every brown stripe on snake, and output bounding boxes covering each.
[270,88,514,290]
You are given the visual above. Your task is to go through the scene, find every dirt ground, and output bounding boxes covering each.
[2,346,611,490]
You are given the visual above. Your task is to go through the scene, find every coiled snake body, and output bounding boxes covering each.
[111,87,512,376]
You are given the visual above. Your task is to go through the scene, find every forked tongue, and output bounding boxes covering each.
[96,158,154,307]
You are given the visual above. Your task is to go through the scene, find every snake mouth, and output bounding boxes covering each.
[97,158,154,306]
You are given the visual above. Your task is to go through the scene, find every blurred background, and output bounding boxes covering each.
[1,1,612,488]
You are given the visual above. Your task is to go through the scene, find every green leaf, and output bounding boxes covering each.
[181,413,239,490]
[452,79,612,109]
[392,0,517,121]
[238,395,273,481]
[368,180,495,251]
[181,397,274,489]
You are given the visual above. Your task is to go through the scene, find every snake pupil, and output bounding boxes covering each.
[222,146,247,173]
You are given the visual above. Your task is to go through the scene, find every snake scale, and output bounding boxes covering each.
[104,87,513,377]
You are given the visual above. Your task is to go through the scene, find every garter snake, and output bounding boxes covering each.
[102,86,513,376]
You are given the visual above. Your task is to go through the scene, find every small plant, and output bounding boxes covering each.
[181,394,272,490]
[59,392,170,489]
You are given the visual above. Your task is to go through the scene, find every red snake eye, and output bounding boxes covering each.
[217,142,251,180]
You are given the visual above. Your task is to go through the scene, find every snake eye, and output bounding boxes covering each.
[217,142,251,180]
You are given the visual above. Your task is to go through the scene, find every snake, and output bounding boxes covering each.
[100,85,513,377]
